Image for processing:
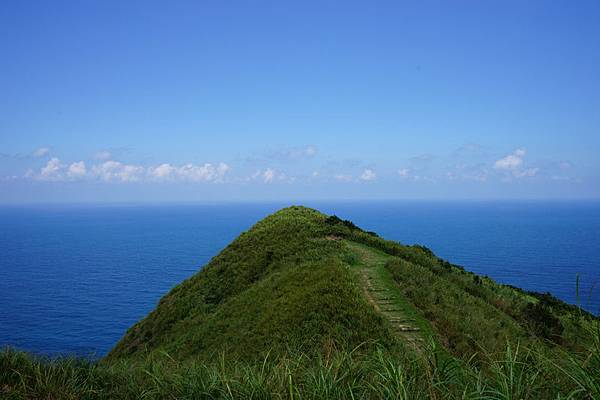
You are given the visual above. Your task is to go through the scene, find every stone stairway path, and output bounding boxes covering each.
[346,241,426,351]
[361,268,424,350]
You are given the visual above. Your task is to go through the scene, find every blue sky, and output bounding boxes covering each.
[1,1,599,202]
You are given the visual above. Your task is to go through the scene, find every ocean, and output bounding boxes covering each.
[1,201,599,357]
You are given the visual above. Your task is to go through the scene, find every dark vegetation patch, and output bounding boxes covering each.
[521,301,564,343]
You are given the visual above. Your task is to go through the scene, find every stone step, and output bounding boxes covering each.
[394,325,420,332]
[389,318,415,323]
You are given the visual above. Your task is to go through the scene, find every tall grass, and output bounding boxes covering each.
[3,327,599,400]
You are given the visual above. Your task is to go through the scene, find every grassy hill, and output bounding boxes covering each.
[107,206,397,361]
[2,206,599,399]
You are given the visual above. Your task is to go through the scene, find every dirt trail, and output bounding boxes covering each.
[348,242,425,351]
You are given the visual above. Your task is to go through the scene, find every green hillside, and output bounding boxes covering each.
[3,206,599,399]
[108,206,595,362]
[107,206,397,361]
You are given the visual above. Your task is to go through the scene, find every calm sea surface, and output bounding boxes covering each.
[1,201,599,357]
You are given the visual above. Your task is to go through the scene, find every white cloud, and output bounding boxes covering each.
[334,174,353,182]
[493,148,539,180]
[549,161,577,182]
[513,167,539,178]
[22,153,231,184]
[360,169,377,181]
[446,163,488,182]
[397,166,437,182]
[178,162,230,182]
[263,168,276,183]
[216,162,231,177]
[149,162,231,183]
[412,175,436,183]
[67,161,87,179]
[304,145,317,157]
[33,158,88,182]
[40,157,64,180]
[494,149,526,171]
[92,161,145,182]
[397,168,410,178]
[33,147,50,158]
[149,163,176,179]
[249,168,293,183]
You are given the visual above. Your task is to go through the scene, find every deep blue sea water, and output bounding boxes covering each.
[1,201,599,357]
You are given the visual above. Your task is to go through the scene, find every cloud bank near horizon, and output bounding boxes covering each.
[1,144,581,189]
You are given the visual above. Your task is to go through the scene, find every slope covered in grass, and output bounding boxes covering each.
[107,206,397,361]
[331,214,597,358]
[108,206,596,364]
